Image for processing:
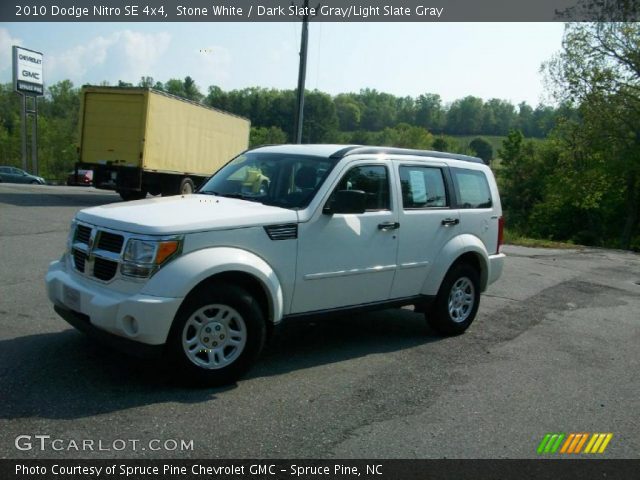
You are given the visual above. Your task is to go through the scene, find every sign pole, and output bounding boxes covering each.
[20,94,27,172]
[31,97,38,175]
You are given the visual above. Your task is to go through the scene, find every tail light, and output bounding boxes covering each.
[497,216,504,254]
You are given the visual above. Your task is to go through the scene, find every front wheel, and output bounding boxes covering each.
[427,263,480,336]
[168,283,266,386]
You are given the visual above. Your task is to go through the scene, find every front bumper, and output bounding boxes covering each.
[54,305,163,358]
[46,259,183,347]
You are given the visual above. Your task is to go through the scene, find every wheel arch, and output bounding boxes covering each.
[141,247,284,325]
[421,235,490,295]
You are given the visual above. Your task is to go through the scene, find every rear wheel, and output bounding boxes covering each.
[427,263,480,335]
[179,177,195,195]
[168,283,266,386]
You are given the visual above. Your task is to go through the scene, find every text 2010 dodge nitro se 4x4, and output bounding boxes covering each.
[46,145,505,385]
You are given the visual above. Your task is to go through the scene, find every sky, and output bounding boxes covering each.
[0,22,565,106]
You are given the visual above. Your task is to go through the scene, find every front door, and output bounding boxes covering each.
[292,162,399,313]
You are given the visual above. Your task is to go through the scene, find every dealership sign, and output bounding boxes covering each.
[13,46,44,95]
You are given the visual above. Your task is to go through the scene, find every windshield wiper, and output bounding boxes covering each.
[219,192,250,199]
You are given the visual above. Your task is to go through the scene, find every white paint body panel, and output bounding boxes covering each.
[77,194,297,235]
[45,145,506,348]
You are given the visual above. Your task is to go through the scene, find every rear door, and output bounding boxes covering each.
[389,161,460,299]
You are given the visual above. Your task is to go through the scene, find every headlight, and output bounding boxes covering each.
[122,238,181,278]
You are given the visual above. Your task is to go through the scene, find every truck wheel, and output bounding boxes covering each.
[118,190,147,201]
[179,177,195,195]
[168,283,266,386]
[427,263,480,336]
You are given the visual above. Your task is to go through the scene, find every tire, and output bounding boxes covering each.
[168,283,266,386]
[179,177,195,195]
[30,180,39,185]
[118,190,147,201]
[427,263,480,336]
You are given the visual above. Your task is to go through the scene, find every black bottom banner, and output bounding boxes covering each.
[3,459,640,480]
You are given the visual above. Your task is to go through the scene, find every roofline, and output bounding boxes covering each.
[329,146,485,164]
[80,85,250,123]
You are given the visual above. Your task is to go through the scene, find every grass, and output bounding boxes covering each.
[503,228,581,249]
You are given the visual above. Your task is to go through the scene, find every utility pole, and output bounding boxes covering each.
[294,0,310,144]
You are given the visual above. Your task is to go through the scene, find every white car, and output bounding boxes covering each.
[46,145,505,385]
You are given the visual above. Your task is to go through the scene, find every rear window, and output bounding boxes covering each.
[399,166,448,208]
[451,168,492,209]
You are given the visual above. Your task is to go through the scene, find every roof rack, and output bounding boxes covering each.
[330,146,485,164]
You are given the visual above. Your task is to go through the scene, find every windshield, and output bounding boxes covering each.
[199,152,338,209]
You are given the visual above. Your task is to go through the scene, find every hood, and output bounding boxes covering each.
[76,194,298,235]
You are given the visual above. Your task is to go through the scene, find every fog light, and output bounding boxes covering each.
[121,263,156,278]
[121,315,139,336]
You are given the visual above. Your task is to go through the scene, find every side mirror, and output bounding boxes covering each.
[323,190,366,215]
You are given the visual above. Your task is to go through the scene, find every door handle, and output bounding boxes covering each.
[441,218,459,227]
[378,222,400,231]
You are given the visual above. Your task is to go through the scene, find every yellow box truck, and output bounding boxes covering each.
[77,86,250,200]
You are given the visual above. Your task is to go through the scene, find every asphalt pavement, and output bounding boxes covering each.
[1,183,639,459]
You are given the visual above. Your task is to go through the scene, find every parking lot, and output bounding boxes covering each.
[1,183,639,459]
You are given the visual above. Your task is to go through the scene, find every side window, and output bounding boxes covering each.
[333,165,390,211]
[452,168,493,209]
[399,166,448,208]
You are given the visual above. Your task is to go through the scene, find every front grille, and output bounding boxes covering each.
[97,231,124,253]
[75,225,91,244]
[73,249,87,273]
[71,223,125,282]
[93,257,118,281]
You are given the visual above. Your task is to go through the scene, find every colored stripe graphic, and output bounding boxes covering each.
[537,433,565,454]
[584,433,613,454]
[539,433,613,454]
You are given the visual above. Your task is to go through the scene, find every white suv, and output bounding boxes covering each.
[46,145,505,385]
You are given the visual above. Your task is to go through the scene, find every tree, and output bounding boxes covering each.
[415,94,445,133]
[433,137,449,152]
[446,96,484,134]
[250,126,287,147]
[544,22,640,248]
[469,137,493,164]
[498,130,544,230]
[138,76,155,88]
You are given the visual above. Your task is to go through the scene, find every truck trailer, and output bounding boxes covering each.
[77,86,250,200]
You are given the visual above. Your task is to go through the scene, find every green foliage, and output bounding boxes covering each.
[250,126,287,147]
[469,137,493,163]
[539,22,640,248]
[433,137,448,152]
